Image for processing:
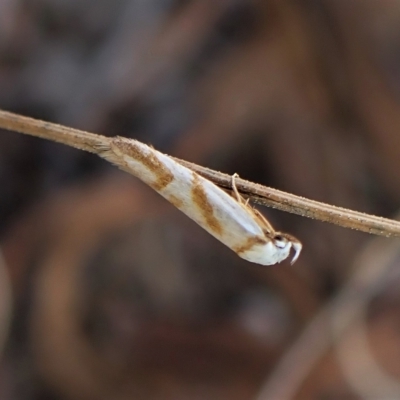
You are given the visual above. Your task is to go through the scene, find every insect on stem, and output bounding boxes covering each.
[0,108,400,242]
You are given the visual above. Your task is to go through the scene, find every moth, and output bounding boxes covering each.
[98,138,302,266]
[2,108,301,265]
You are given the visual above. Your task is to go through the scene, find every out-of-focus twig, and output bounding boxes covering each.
[1,108,400,238]
[0,249,12,359]
[254,234,400,400]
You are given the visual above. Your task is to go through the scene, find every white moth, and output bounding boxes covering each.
[99,137,302,266]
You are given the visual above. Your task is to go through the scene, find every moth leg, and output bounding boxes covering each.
[231,173,245,204]
[231,173,274,232]
[252,208,275,233]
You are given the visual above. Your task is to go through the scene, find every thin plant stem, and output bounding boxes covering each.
[1,108,399,238]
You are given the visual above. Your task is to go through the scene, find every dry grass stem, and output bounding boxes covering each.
[1,108,400,238]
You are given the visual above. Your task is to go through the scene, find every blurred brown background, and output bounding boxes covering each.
[2,0,400,399]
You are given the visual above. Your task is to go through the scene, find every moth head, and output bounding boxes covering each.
[273,233,302,265]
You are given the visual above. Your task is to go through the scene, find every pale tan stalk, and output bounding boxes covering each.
[1,109,400,238]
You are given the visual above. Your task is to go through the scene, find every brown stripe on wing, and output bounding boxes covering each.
[168,194,184,209]
[233,235,267,255]
[191,173,223,236]
[113,138,174,191]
